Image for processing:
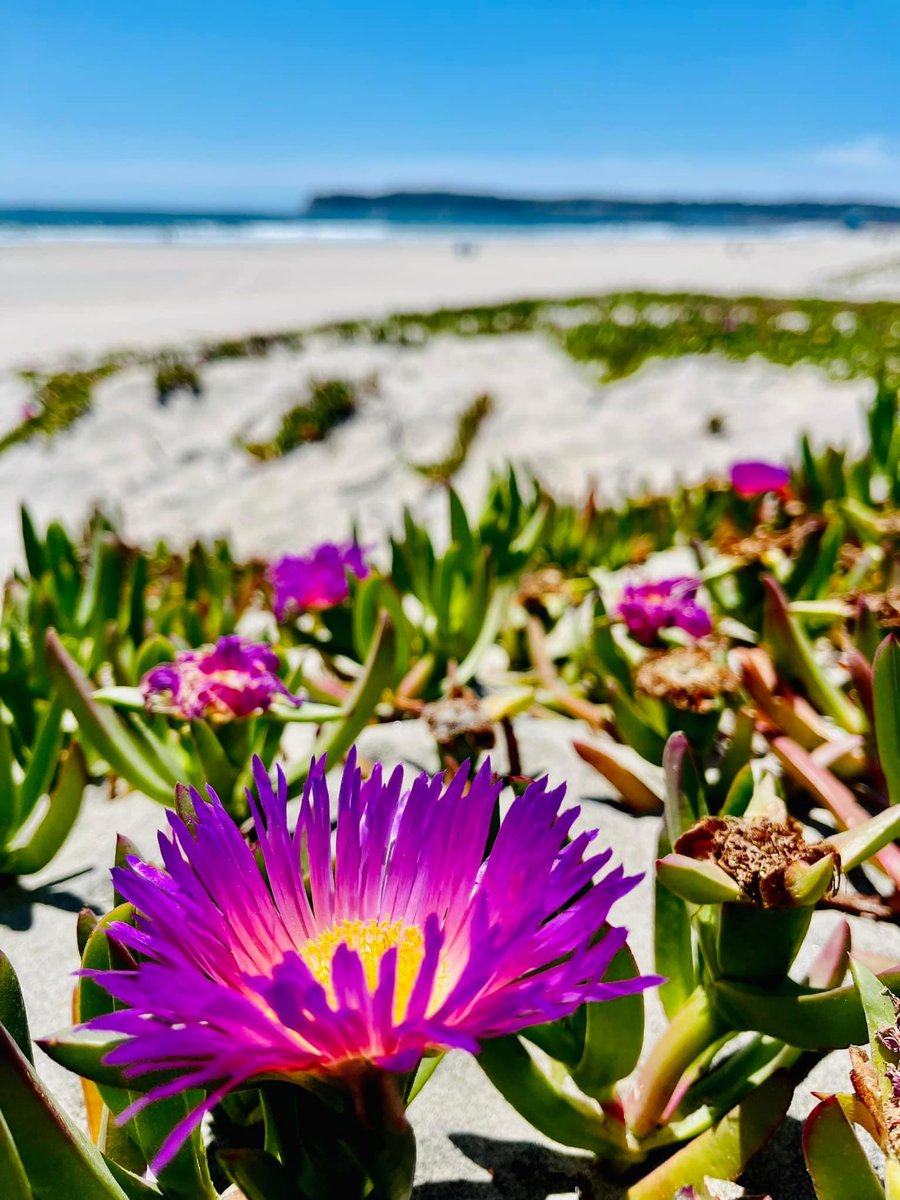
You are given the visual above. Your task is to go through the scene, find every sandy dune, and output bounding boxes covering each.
[0,330,872,574]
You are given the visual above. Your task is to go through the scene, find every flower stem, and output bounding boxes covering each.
[627,986,727,1138]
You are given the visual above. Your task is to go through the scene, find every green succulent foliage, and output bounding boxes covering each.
[411,392,494,482]
[874,634,900,806]
[802,966,900,1200]
[244,378,360,461]
[389,491,504,682]
[154,358,202,405]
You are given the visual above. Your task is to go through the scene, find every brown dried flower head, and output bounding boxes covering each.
[674,811,837,907]
[634,642,740,713]
[858,587,900,631]
[718,517,823,565]
[517,567,570,614]
[421,693,496,749]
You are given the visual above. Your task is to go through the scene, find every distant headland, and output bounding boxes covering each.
[303,191,900,229]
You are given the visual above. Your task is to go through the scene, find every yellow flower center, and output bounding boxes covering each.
[301,918,426,1020]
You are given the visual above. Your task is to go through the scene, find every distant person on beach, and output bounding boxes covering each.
[453,240,478,258]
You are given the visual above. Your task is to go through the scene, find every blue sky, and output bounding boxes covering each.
[1,1,897,207]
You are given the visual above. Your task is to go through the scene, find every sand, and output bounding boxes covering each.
[2,231,900,372]
[0,230,898,1195]
[0,324,876,577]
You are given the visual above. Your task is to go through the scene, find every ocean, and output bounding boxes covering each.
[0,198,895,245]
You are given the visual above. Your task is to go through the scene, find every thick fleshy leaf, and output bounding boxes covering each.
[850,959,899,1077]
[655,829,696,1020]
[0,951,32,1065]
[0,718,20,843]
[828,804,900,872]
[773,735,900,885]
[657,855,745,905]
[0,1108,31,1200]
[38,1028,136,1092]
[716,906,814,984]
[571,944,646,1101]
[45,630,176,803]
[0,1025,128,1199]
[17,695,66,824]
[20,504,46,579]
[874,635,900,806]
[627,987,726,1139]
[782,854,837,908]
[574,739,663,815]
[803,1096,884,1200]
[663,733,707,846]
[217,1148,297,1200]
[712,969,900,1050]
[612,688,667,764]
[102,1157,162,1200]
[91,688,146,711]
[1,744,88,876]
[627,1070,793,1200]
[477,1035,631,1159]
[807,921,851,991]
[762,577,865,735]
[457,583,514,684]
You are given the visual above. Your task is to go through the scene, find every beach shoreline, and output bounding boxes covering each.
[3,230,900,371]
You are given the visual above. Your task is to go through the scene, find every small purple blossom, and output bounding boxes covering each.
[84,752,657,1169]
[730,460,791,499]
[617,577,712,646]
[268,541,369,620]
[141,636,300,721]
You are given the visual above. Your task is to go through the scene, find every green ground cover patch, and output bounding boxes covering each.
[5,290,899,456]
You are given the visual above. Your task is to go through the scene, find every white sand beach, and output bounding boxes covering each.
[2,230,900,371]
[0,231,895,574]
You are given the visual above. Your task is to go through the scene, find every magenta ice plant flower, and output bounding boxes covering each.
[268,541,369,620]
[729,460,791,499]
[85,752,656,1168]
[617,577,712,646]
[140,635,301,721]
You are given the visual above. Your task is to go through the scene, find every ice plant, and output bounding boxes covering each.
[617,577,712,645]
[141,635,301,721]
[268,540,369,619]
[803,964,900,1199]
[82,753,653,1193]
[729,460,791,500]
[634,642,740,713]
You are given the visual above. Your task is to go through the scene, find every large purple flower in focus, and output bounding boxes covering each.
[85,753,656,1168]
[268,541,369,620]
[141,636,300,721]
[730,460,791,500]
[617,577,712,646]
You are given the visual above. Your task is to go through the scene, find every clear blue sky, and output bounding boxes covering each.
[1,1,896,208]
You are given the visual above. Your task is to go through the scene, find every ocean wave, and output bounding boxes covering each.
[0,215,865,247]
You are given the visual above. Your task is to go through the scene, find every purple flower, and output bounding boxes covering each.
[268,541,369,620]
[140,636,300,721]
[730,460,791,499]
[617,577,712,646]
[85,753,656,1169]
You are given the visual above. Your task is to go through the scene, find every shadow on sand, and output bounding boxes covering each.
[415,1118,813,1199]
[0,867,93,931]
[413,1134,620,1199]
